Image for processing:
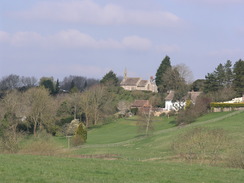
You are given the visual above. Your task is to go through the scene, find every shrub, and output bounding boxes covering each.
[19,131,65,156]
[75,123,87,142]
[172,127,229,165]
[210,103,244,108]
[71,135,85,147]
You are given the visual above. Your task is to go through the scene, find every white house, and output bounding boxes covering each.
[164,90,201,111]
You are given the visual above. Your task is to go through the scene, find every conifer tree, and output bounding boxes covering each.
[155,55,172,93]
[100,70,119,86]
[233,59,244,96]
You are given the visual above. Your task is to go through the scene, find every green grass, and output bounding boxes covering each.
[86,116,175,144]
[0,154,243,183]
[1,111,244,183]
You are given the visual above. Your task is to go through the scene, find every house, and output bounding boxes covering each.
[130,100,152,114]
[131,100,151,109]
[164,90,202,111]
[120,69,158,93]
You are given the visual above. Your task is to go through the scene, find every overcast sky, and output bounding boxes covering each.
[0,0,244,80]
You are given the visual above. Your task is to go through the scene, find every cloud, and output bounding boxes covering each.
[10,0,181,27]
[122,36,152,50]
[0,30,155,51]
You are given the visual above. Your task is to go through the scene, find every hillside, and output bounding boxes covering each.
[0,111,244,183]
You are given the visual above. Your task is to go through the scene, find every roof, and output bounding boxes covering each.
[165,91,175,101]
[131,100,150,108]
[120,77,140,86]
[137,80,148,87]
[165,91,201,102]
[187,91,202,103]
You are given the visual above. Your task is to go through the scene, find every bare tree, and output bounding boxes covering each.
[0,74,21,90]
[137,106,154,136]
[24,87,55,136]
[175,64,194,84]
[89,85,107,125]
[0,90,25,152]
[117,100,131,116]
[79,91,92,127]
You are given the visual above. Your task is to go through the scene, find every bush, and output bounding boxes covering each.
[19,131,65,156]
[0,130,23,153]
[210,103,244,108]
[75,123,87,142]
[172,127,229,165]
[71,135,85,147]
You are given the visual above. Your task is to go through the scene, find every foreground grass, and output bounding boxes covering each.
[0,154,243,183]
[1,111,243,183]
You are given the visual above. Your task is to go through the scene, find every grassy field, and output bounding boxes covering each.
[0,111,244,183]
[1,154,244,183]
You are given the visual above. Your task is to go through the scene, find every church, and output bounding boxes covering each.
[120,69,158,93]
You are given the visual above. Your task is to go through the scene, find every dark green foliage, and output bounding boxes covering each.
[39,77,55,94]
[233,59,244,96]
[131,108,138,115]
[204,73,220,93]
[204,60,235,94]
[100,70,119,86]
[191,79,205,91]
[155,55,172,93]
[54,79,60,94]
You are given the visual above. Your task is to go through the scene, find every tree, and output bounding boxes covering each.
[89,85,110,125]
[204,73,219,93]
[155,55,172,93]
[55,79,60,94]
[0,74,21,91]
[61,75,99,92]
[175,64,194,84]
[233,59,244,96]
[39,77,55,94]
[224,60,233,87]
[100,70,119,86]
[163,67,189,102]
[24,87,55,136]
[191,79,205,91]
[79,90,92,127]
[204,60,234,94]
[117,100,131,116]
[137,105,154,136]
[0,90,25,152]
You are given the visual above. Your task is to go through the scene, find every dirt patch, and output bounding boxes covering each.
[75,154,120,160]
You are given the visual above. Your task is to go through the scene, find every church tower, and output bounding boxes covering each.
[124,68,127,80]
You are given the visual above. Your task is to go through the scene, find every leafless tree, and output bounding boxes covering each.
[117,100,131,116]
[24,87,55,136]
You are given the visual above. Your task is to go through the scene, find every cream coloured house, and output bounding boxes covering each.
[120,70,158,93]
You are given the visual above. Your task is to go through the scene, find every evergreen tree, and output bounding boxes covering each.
[214,63,225,88]
[55,79,60,94]
[233,59,244,96]
[224,60,233,87]
[39,77,55,94]
[155,55,172,93]
[100,70,119,86]
[204,73,219,93]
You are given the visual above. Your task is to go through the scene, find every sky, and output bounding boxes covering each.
[0,0,244,80]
